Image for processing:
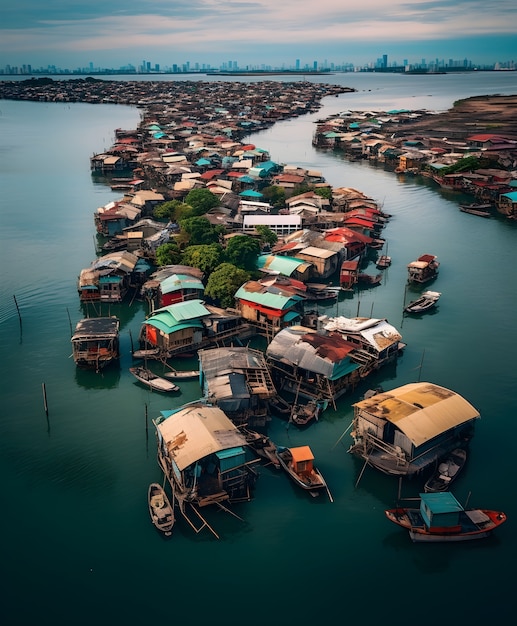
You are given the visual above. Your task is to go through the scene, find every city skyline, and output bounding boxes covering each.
[1,1,515,70]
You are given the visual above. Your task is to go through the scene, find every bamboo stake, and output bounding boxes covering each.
[42,383,48,416]
[13,295,22,330]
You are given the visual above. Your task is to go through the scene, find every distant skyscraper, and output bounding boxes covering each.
[295,59,300,70]
[383,54,388,68]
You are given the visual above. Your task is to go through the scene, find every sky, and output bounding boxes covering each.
[1,1,516,70]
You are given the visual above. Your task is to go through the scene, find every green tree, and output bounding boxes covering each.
[181,243,224,274]
[205,263,250,308]
[260,185,286,209]
[314,186,332,200]
[179,216,224,246]
[185,188,220,215]
[155,242,182,266]
[153,200,178,220]
[254,224,278,247]
[225,235,261,271]
[153,200,194,222]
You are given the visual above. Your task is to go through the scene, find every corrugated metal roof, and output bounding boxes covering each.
[144,299,210,332]
[257,254,312,276]
[155,403,247,471]
[235,282,304,309]
[160,274,204,295]
[353,382,480,447]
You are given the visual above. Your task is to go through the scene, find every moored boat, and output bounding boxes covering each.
[70,316,120,371]
[129,366,180,393]
[385,491,506,542]
[376,255,392,269]
[240,427,281,469]
[290,398,323,427]
[276,445,332,499]
[148,482,174,536]
[404,290,441,314]
[164,369,200,380]
[424,448,467,493]
[407,254,439,284]
[459,203,492,217]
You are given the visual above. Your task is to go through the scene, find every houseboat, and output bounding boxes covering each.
[348,382,479,477]
[70,317,120,371]
[77,250,140,303]
[407,254,439,284]
[153,402,259,513]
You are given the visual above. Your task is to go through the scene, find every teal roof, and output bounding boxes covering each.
[144,299,210,333]
[235,284,303,310]
[419,492,463,514]
[240,189,263,197]
[257,254,310,277]
[160,274,204,295]
[501,191,517,201]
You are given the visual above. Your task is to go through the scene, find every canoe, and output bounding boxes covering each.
[404,290,441,314]
[148,483,174,536]
[164,369,200,380]
[129,366,180,393]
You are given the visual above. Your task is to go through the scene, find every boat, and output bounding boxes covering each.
[268,395,292,416]
[132,348,161,359]
[275,445,331,498]
[459,203,492,217]
[424,448,467,493]
[240,427,281,469]
[290,398,322,427]
[70,316,120,371]
[164,369,200,380]
[385,491,506,542]
[148,482,174,536]
[358,272,383,286]
[129,366,180,393]
[404,290,441,314]
[376,255,391,269]
[305,288,338,302]
[407,254,439,284]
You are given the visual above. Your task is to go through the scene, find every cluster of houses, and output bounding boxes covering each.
[67,83,489,531]
[313,109,517,217]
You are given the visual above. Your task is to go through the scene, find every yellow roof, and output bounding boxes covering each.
[353,382,480,447]
[156,404,247,471]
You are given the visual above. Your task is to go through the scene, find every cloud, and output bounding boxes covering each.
[1,1,515,65]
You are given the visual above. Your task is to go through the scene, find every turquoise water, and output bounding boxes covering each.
[1,73,516,625]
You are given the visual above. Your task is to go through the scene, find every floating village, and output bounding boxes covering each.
[4,78,515,541]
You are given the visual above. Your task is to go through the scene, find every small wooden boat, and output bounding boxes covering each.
[424,448,467,493]
[376,255,392,269]
[132,348,161,359]
[129,366,180,393]
[385,491,506,542]
[404,290,441,314]
[459,203,492,217]
[148,483,174,536]
[164,369,199,380]
[276,445,331,499]
[268,395,292,416]
[290,399,322,427]
[358,272,383,286]
[240,427,281,469]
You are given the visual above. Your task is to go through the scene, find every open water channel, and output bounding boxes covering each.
[1,71,516,625]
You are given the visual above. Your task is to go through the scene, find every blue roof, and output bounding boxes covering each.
[160,273,204,295]
[240,189,263,197]
[501,191,517,200]
[144,299,210,333]
[257,254,310,277]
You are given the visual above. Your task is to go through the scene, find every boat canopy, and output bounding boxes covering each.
[353,382,480,447]
[155,404,248,471]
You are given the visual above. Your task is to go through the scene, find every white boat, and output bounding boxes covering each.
[164,369,199,380]
[148,483,174,536]
[404,290,441,314]
[129,366,180,393]
[424,448,467,493]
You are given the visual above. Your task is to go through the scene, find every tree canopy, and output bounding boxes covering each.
[178,216,224,246]
[184,188,220,215]
[205,263,250,308]
[154,242,182,266]
[225,235,261,271]
[255,224,278,247]
[181,243,224,274]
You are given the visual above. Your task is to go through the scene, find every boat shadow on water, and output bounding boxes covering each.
[74,365,121,389]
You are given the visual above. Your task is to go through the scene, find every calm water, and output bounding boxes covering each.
[1,72,516,626]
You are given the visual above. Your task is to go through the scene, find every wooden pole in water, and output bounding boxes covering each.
[356,299,360,317]
[129,329,134,355]
[13,295,22,330]
[42,383,48,416]
[145,403,148,439]
[66,307,73,336]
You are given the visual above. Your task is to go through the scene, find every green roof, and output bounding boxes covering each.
[235,284,303,310]
[144,299,210,333]
[257,254,310,277]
